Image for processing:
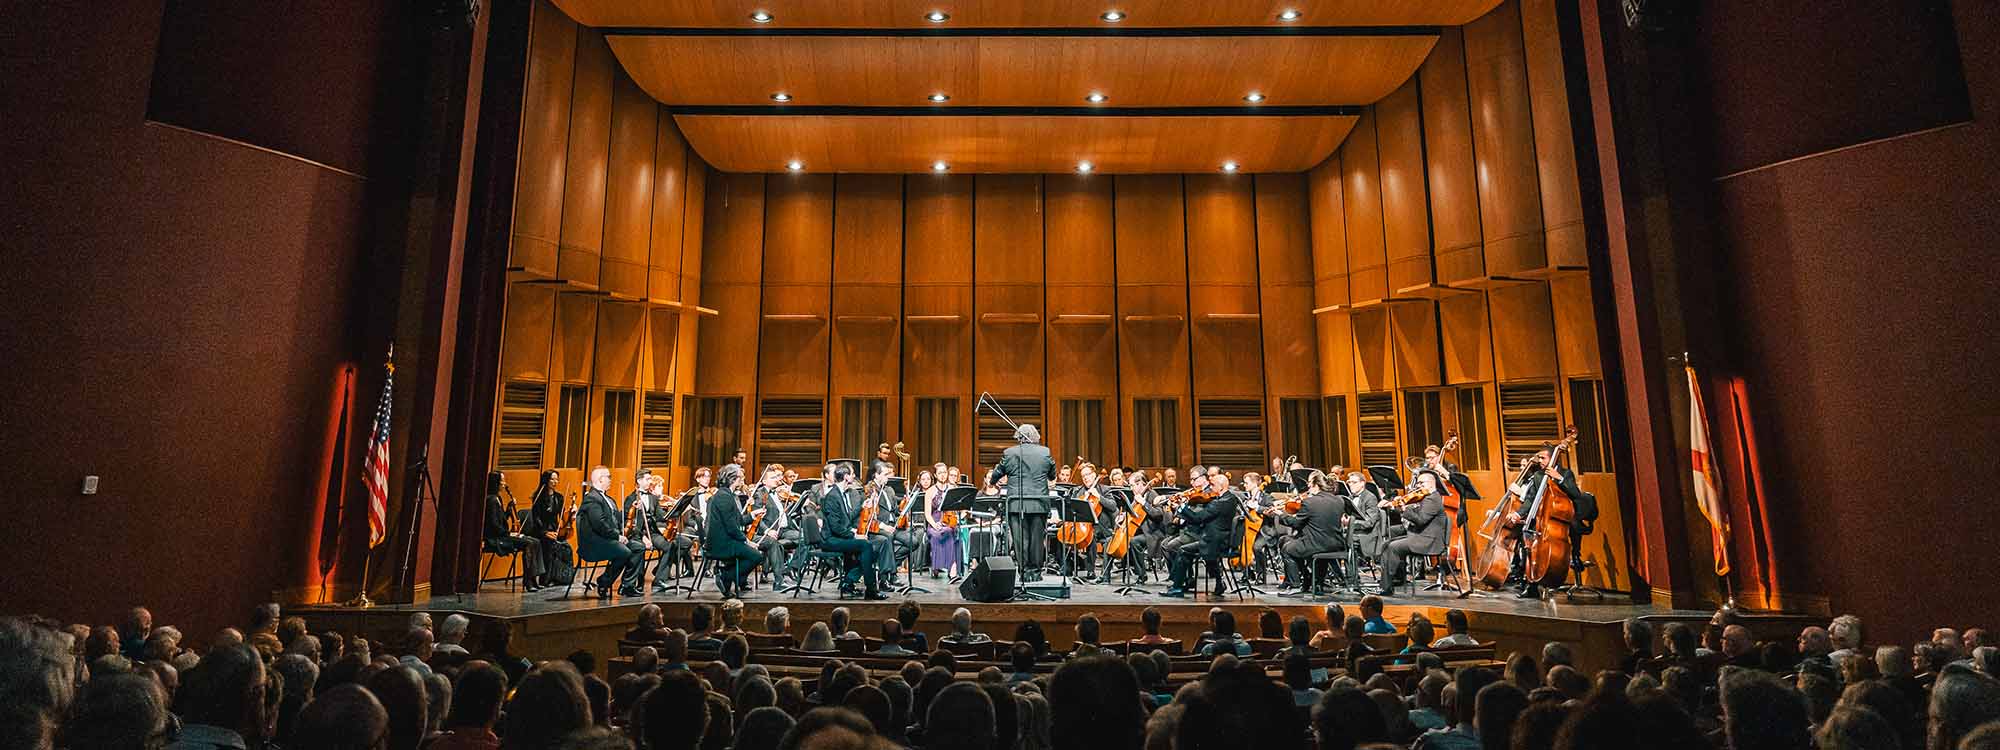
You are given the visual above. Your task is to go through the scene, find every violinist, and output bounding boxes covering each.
[864,464,906,585]
[1112,471,1167,585]
[621,471,674,593]
[1502,444,1590,599]
[749,465,797,592]
[703,463,763,598]
[891,470,934,577]
[482,471,543,591]
[1240,472,1284,581]
[1163,466,1241,598]
[662,467,714,576]
[521,469,565,588]
[914,470,963,578]
[1374,469,1449,597]
[1345,472,1386,587]
[1157,466,1210,566]
[1277,471,1352,597]
[817,461,885,599]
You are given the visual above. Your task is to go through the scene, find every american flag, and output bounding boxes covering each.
[363,345,395,548]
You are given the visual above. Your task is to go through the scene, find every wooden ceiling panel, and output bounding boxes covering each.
[674,114,1356,173]
[608,35,1437,107]
[554,0,1502,29]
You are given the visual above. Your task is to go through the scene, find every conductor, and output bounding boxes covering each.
[986,423,1057,578]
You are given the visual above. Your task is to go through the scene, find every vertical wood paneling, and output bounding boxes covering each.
[1185,174,1264,397]
[695,172,764,394]
[594,302,643,388]
[600,72,656,298]
[830,174,904,451]
[903,174,974,464]
[670,164,707,486]
[1044,173,1120,461]
[1487,281,1557,381]
[557,29,613,286]
[1255,173,1321,456]
[1438,290,1495,385]
[1520,0,1588,268]
[1389,301,1442,387]
[973,175,1046,399]
[1350,307,1393,393]
[1420,27,1486,283]
[645,308,677,392]
[648,111,688,302]
[1376,78,1434,292]
[499,283,556,381]
[509,0,576,276]
[1307,158,1356,396]
[1114,174,1192,467]
[1341,112,1389,301]
[1549,273,1601,377]
[552,293,599,383]
[1464,0,1548,275]
[758,174,834,396]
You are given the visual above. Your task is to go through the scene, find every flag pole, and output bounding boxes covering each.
[343,541,376,608]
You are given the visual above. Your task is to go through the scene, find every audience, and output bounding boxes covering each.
[1360,596,1395,635]
[9,600,1994,750]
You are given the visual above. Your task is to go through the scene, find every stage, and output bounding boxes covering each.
[294,574,1815,676]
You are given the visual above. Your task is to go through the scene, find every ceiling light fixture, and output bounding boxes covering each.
[1278,9,1302,21]
[1085,92,1108,103]
[1076,161,1094,173]
[932,161,950,172]
[926,10,949,22]
[1100,10,1125,22]
[1243,91,1265,103]
[771,92,792,102]
[929,93,950,102]
[1221,161,1240,172]
[750,10,773,23]
[786,160,804,172]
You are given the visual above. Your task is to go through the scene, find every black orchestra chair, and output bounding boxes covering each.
[480,508,532,592]
[790,514,855,598]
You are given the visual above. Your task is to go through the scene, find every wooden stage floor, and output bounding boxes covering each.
[296,574,1752,675]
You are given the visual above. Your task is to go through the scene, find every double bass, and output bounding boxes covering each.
[1471,426,1578,590]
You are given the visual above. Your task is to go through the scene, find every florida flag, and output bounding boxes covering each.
[1686,364,1730,576]
[362,346,395,548]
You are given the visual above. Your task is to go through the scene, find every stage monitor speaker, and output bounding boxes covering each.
[959,556,1016,602]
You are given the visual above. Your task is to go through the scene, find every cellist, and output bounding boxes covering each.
[1503,443,1588,599]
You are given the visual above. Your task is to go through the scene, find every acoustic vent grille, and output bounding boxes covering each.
[757,398,825,468]
[1498,381,1561,467]
[1357,392,1398,467]
[1132,398,1179,469]
[1278,398,1326,471]
[496,380,546,470]
[1196,398,1265,471]
[640,391,674,471]
[978,398,1043,472]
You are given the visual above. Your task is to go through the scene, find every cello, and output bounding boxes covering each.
[1056,483,1101,550]
[1104,481,1147,558]
[1471,426,1578,590]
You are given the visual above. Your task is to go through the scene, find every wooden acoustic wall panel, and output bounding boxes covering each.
[902,174,974,460]
[601,73,658,299]
[695,172,765,394]
[1114,175,1192,466]
[647,111,689,302]
[556,0,1504,28]
[552,293,600,383]
[830,174,904,448]
[1306,158,1354,395]
[499,283,557,381]
[510,0,577,276]
[1418,27,1485,283]
[1350,307,1394,393]
[1463,0,1547,275]
[1437,291,1494,385]
[1389,301,1441,387]
[1486,280,1557,381]
[1043,174,1119,418]
[1548,273,1601,377]
[672,115,1356,174]
[673,165,708,386]
[610,35,1436,108]
[1375,77,1434,291]
[1255,174,1321,453]
[1340,111,1388,301]
[758,174,835,396]
[594,301,645,387]
[645,308,678,391]
[558,29,615,287]
[1185,174,1264,397]
[973,175,1046,398]
[1519,0,1586,268]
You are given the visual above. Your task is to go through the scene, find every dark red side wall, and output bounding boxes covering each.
[1696,2,1999,643]
[0,1,412,637]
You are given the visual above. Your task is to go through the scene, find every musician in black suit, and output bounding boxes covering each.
[817,462,885,599]
[1344,472,1386,588]
[986,423,1057,577]
[1277,471,1351,596]
[1374,470,1449,596]
[577,466,642,599]
[482,472,544,591]
[704,464,764,598]
[1504,444,1593,599]
[868,465,914,584]
[1108,471,1166,584]
[748,465,797,591]
[521,469,565,588]
[620,471,674,592]
[1162,468,1243,598]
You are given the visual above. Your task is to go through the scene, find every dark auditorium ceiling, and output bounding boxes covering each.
[548,0,1504,173]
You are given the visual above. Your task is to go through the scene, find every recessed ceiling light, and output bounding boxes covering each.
[932,161,950,172]
[929,93,950,102]
[926,10,949,22]
[1278,9,1302,21]
[1076,161,1094,173]
[1221,161,1240,172]
[771,92,792,102]
[786,160,804,172]
[1100,10,1125,22]
[1085,92,1108,103]
[1243,92,1265,103]
[750,10,773,23]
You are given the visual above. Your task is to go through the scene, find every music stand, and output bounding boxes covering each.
[656,490,702,593]
[1045,492,1099,599]
[1290,467,1317,491]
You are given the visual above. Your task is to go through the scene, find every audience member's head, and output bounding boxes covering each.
[897,600,923,633]
[1546,665,1588,700]
[445,660,507,731]
[1510,700,1570,750]
[1814,706,1900,750]
[1505,651,1540,689]
[952,607,976,636]
[1474,680,1530,750]
[802,623,835,653]
[62,671,165,750]
[1,619,78,750]
[1076,613,1102,647]
[766,606,791,636]
[828,608,851,637]
[1879,645,1914,678]
[1719,668,1810,750]
[737,706,796,750]
[927,682,996,750]
[505,661,591,750]
[1405,614,1435,651]
[1257,608,1283,640]
[176,643,268,742]
[1049,655,1145,750]
[723,635,751,670]
[1930,667,2000,750]
[1312,686,1388,750]
[1623,618,1655,653]
[1543,641,1576,668]
[1343,615,1367,641]
[776,707,874,750]
[722,599,747,632]
[292,684,388,750]
[1015,621,1049,656]
[843,684,894,736]
[366,665,430,750]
